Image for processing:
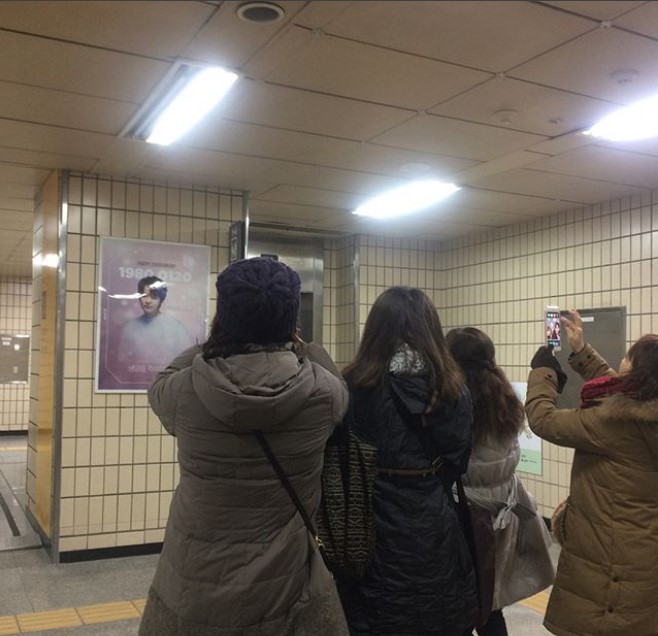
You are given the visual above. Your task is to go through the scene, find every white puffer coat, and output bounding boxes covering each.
[462,436,555,610]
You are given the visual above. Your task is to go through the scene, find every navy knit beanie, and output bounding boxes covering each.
[215,257,301,344]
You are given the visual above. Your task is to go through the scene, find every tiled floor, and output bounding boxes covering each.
[0,434,555,634]
[0,435,41,553]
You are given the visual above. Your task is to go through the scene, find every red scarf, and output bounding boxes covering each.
[580,375,623,408]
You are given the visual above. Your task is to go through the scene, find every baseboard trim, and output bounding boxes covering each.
[60,542,163,563]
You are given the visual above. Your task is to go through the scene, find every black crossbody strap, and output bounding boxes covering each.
[253,430,325,554]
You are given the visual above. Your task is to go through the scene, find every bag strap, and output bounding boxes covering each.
[252,430,328,561]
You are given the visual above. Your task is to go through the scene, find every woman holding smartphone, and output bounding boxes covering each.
[526,310,658,636]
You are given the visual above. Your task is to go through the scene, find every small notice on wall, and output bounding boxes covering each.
[511,382,542,475]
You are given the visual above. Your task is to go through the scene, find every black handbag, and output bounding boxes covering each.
[254,417,378,579]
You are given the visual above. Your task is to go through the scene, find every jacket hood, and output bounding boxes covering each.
[605,394,658,460]
[190,349,316,431]
[604,394,658,426]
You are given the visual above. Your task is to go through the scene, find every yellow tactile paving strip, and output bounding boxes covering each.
[519,589,550,614]
[0,599,144,634]
[0,590,548,633]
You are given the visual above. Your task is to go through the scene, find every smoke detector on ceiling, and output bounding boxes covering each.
[611,69,638,85]
[494,109,519,125]
[237,2,285,24]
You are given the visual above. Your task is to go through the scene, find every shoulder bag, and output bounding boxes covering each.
[254,415,378,579]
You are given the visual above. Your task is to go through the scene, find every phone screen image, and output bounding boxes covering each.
[545,308,561,350]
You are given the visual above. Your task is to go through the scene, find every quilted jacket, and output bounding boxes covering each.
[138,342,350,636]
[526,343,658,636]
[337,371,478,636]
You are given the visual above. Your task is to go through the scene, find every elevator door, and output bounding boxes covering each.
[246,234,324,344]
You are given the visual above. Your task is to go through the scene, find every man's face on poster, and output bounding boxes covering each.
[139,287,162,317]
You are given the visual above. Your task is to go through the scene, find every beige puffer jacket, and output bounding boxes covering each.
[526,344,658,636]
[138,343,349,636]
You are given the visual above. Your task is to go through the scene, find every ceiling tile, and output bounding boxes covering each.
[542,1,645,20]
[0,0,214,58]
[254,185,360,211]
[472,167,648,203]
[0,147,96,173]
[510,28,658,104]
[527,146,658,189]
[453,189,576,215]
[614,2,658,40]
[218,79,414,141]
[371,113,546,161]
[0,164,51,187]
[0,30,168,102]
[0,82,136,134]
[294,0,595,73]
[184,1,308,68]
[0,119,114,158]
[183,118,476,179]
[248,26,491,110]
[430,76,618,136]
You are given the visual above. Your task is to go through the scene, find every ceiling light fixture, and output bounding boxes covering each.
[352,180,460,220]
[121,62,239,146]
[584,94,658,141]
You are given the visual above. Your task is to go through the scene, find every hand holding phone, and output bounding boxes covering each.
[562,309,585,353]
[545,305,561,351]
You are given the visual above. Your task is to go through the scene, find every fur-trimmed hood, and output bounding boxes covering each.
[602,394,658,426]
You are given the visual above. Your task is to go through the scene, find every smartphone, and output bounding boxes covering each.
[545,305,561,351]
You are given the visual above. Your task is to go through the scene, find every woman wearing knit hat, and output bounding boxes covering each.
[139,257,350,636]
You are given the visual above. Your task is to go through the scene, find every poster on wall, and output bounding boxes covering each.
[511,382,542,475]
[95,237,211,392]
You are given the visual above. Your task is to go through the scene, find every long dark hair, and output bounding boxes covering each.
[202,312,246,360]
[343,287,463,402]
[446,327,524,445]
[619,334,658,400]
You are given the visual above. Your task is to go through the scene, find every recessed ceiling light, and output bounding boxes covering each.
[353,180,460,220]
[584,94,658,142]
[237,2,285,24]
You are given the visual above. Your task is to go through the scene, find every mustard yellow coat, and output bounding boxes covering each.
[526,344,658,636]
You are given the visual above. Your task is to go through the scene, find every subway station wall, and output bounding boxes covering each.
[30,171,658,553]
[0,277,31,432]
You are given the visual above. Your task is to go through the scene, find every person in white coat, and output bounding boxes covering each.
[447,327,555,636]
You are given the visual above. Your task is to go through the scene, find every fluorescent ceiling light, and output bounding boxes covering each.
[146,67,238,145]
[353,180,460,219]
[585,94,658,141]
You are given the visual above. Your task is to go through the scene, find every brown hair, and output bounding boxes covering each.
[619,334,658,400]
[343,287,463,402]
[446,327,525,445]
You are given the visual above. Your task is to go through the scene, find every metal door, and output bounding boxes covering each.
[246,233,324,344]
[555,307,626,408]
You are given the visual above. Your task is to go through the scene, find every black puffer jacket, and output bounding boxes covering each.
[337,373,478,635]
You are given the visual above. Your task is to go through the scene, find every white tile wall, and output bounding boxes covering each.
[57,173,243,552]
[46,171,658,550]
[0,277,31,431]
